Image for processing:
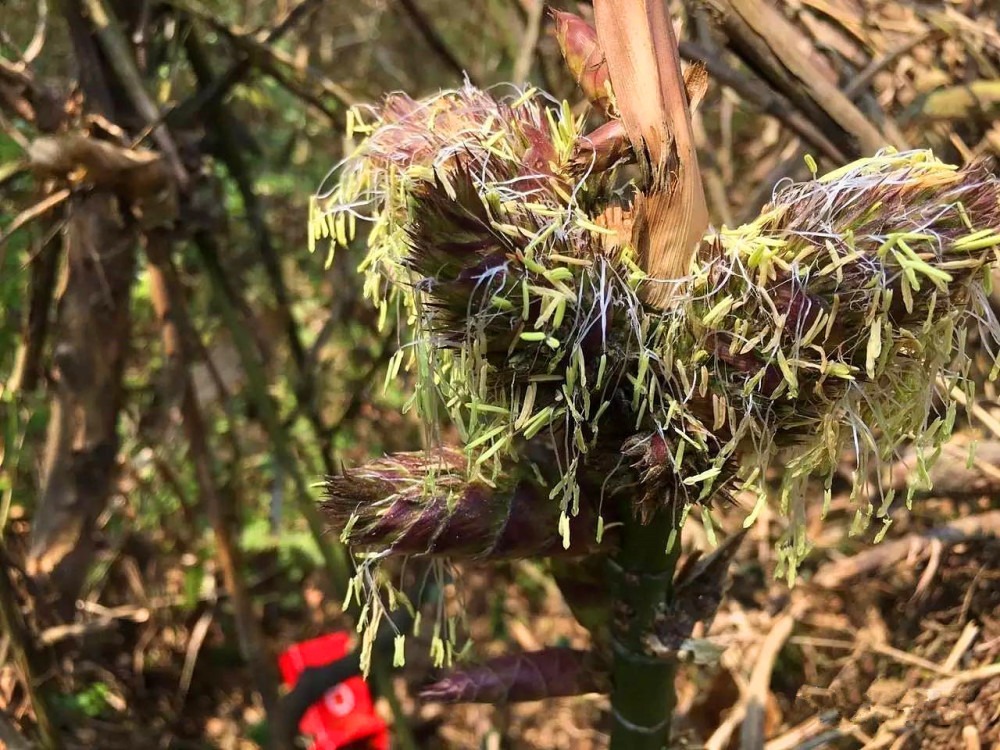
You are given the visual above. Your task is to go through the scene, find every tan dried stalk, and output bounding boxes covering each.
[593,0,709,308]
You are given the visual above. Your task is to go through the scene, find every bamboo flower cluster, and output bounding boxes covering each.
[301,12,1000,741]
[315,83,1000,574]
[309,13,1000,705]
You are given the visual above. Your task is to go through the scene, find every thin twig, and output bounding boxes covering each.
[323,340,395,446]
[735,32,928,221]
[80,0,188,188]
[737,138,807,223]
[23,0,49,64]
[764,712,842,750]
[813,510,1000,588]
[145,231,280,728]
[0,56,61,131]
[0,188,69,250]
[513,0,545,84]
[963,726,982,750]
[0,544,60,750]
[870,642,955,676]
[947,381,1000,438]
[0,712,36,750]
[192,230,352,589]
[193,231,418,750]
[177,604,216,707]
[703,0,888,157]
[679,40,846,163]
[693,113,734,226]
[397,0,474,84]
[163,0,351,128]
[941,621,980,673]
[163,0,324,126]
[183,25,335,473]
[927,662,1000,698]
[8,221,61,394]
[740,609,798,749]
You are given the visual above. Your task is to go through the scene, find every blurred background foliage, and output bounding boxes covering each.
[2,0,1000,748]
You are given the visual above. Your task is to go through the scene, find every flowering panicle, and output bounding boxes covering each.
[312,42,1000,676]
[644,153,1000,577]
[317,90,1000,571]
[308,2,1000,714]
[322,448,607,559]
[420,647,609,703]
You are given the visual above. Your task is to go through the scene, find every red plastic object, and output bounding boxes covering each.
[278,633,390,750]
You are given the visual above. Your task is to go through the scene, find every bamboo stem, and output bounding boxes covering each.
[193,234,419,750]
[608,509,681,750]
[145,233,281,726]
[192,231,352,594]
[181,26,336,475]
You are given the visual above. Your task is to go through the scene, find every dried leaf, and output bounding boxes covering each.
[27,134,171,196]
[683,61,709,113]
[918,80,1000,121]
[706,0,886,156]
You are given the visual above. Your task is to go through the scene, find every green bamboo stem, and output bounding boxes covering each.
[608,509,682,750]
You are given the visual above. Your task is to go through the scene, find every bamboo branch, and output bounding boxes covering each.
[678,40,845,163]
[397,0,474,84]
[144,231,281,732]
[194,232,418,750]
[9,227,61,393]
[80,0,188,187]
[703,0,890,157]
[193,231,351,591]
[182,26,335,473]
[27,191,135,612]
[162,0,326,128]
[167,0,354,118]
